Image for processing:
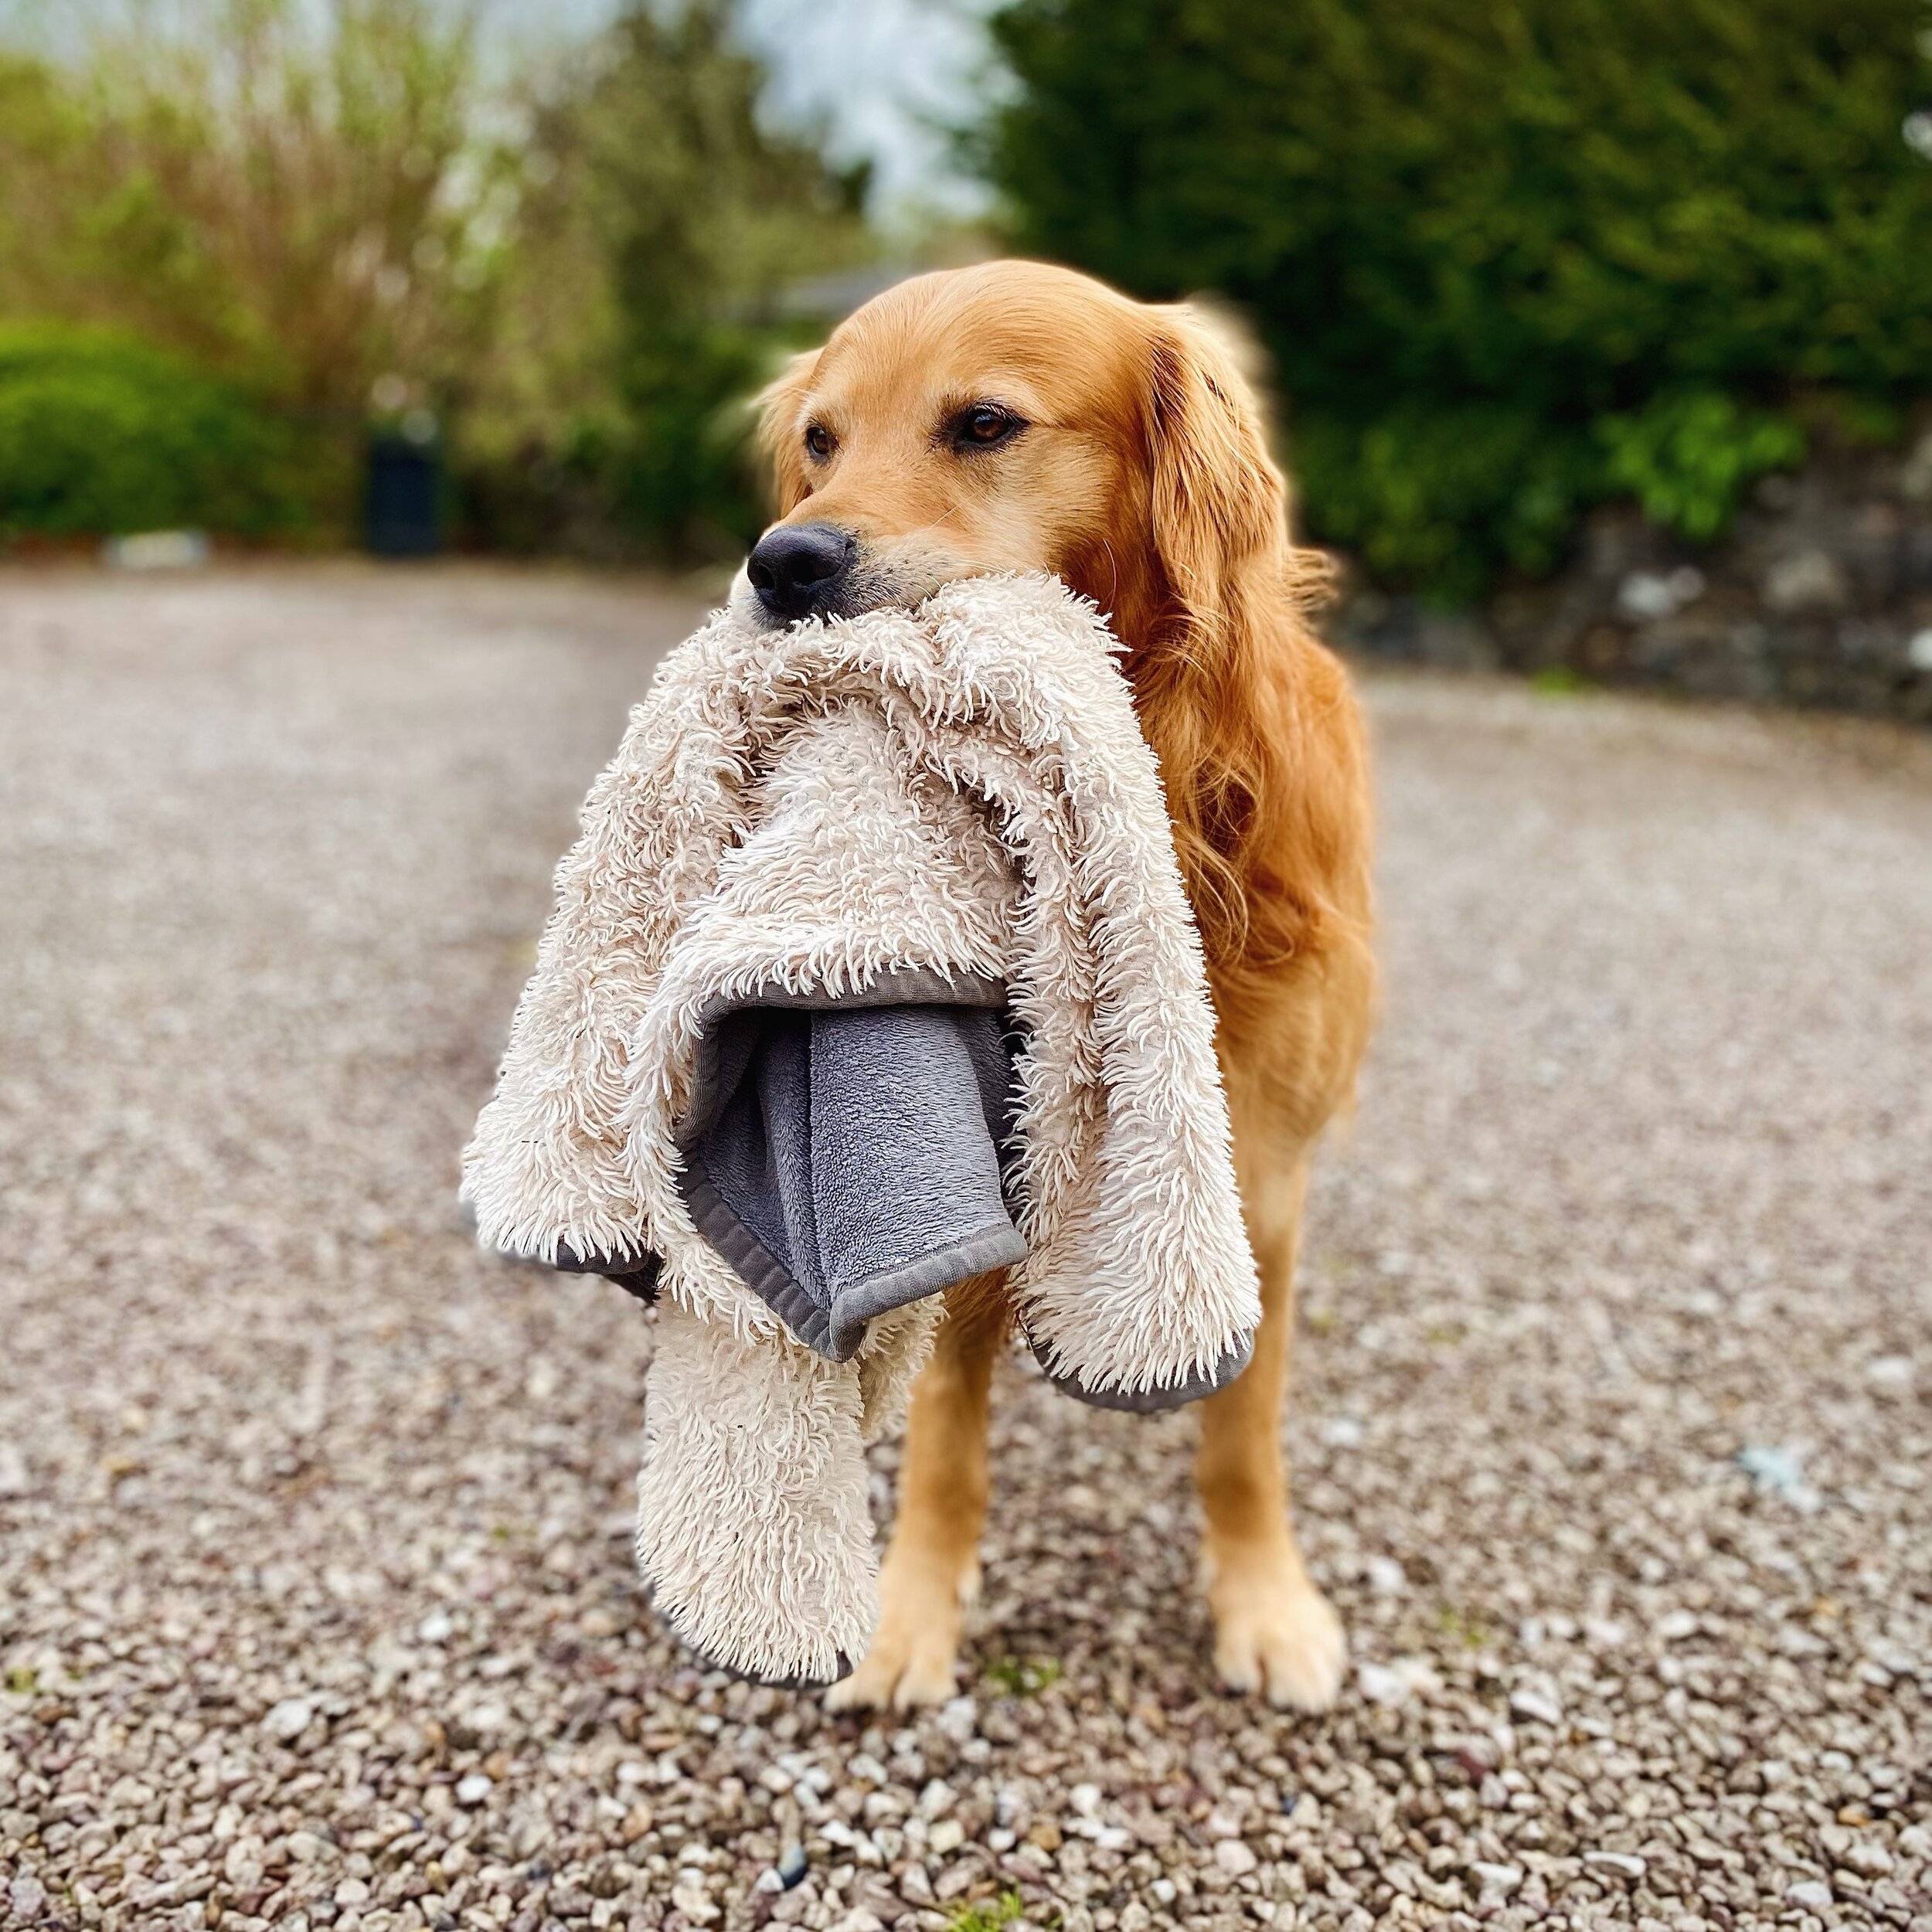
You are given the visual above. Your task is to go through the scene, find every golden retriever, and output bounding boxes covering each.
[746,259,1376,1710]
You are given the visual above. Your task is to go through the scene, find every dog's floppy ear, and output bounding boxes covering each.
[1145,305,1291,654]
[753,348,821,515]
[1138,304,1335,971]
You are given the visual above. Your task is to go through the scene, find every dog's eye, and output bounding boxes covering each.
[951,404,1024,450]
[804,423,835,461]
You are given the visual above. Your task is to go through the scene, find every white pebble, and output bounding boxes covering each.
[1865,1355,1913,1398]
[1392,1655,1443,1699]
[669,1882,719,1924]
[1366,1555,1406,1594]
[927,1818,965,1855]
[935,1696,977,1743]
[1509,1685,1563,1726]
[454,1772,492,1806]
[1213,1838,1258,1876]
[263,1697,315,1741]
[1584,1850,1647,1879]
[1786,1879,1833,1910]
[1356,1662,1409,1706]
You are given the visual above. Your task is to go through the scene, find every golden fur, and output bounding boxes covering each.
[754,260,1376,1709]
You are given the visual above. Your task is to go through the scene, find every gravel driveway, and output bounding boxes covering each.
[2,565,1927,1932]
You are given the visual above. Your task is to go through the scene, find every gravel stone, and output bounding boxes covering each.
[2,568,1930,1932]
[264,1696,316,1740]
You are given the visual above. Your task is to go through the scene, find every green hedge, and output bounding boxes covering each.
[0,325,306,540]
[988,0,1932,598]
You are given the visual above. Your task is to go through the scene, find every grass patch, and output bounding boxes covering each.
[1529,665,1592,697]
[985,1655,1062,1698]
[945,1894,1029,1932]
[1434,1605,1492,1648]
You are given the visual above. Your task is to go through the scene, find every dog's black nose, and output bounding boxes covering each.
[747,522,853,621]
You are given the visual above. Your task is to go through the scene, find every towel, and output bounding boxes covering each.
[463,573,1260,1684]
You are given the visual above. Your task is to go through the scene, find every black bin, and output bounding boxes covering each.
[365,431,442,557]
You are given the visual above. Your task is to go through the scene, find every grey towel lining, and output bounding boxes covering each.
[672,964,1023,1360]
[673,965,1010,1144]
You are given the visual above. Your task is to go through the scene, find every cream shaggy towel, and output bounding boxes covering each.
[463,573,1260,1684]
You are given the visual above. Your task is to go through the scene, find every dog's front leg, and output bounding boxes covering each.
[826,1274,1009,1710]
[1195,1154,1347,1709]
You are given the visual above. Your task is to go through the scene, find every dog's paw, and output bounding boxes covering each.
[825,1556,975,1712]
[1209,1559,1347,1712]
[824,1617,962,1711]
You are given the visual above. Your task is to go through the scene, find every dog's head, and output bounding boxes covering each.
[745,259,1304,664]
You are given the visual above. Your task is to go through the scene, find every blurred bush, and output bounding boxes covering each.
[987,0,1932,597]
[457,2,872,561]
[0,1,865,556]
[0,2,496,536]
[0,325,301,539]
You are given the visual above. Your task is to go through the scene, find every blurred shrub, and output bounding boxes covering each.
[456,3,872,561]
[1288,402,1600,605]
[0,325,301,539]
[0,2,503,536]
[988,0,1932,595]
[0,3,494,415]
[0,2,864,555]
[1597,393,1810,545]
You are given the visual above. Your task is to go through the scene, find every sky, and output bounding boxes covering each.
[733,0,1003,219]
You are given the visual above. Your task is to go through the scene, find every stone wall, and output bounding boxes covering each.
[1335,420,1932,724]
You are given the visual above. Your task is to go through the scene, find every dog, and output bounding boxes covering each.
[745,260,1376,1710]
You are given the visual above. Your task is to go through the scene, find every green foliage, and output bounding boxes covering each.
[985,1654,1063,1697]
[944,1893,1028,1932]
[459,2,874,561]
[1529,665,1592,697]
[0,2,502,536]
[0,325,302,539]
[1597,392,1808,543]
[1289,403,1601,605]
[988,0,1932,595]
[1,2,872,557]
[0,4,495,415]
